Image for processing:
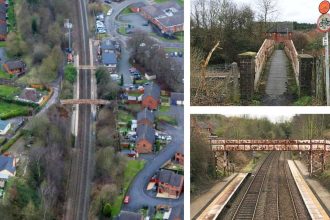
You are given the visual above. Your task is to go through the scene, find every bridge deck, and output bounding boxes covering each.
[288,160,329,220]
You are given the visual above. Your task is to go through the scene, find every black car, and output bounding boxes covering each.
[104,0,112,4]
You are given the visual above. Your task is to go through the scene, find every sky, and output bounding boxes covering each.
[224,0,320,24]
[221,113,295,123]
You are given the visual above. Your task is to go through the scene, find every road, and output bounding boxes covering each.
[64,0,93,218]
[123,106,184,219]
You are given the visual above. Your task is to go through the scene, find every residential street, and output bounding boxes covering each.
[123,105,184,219]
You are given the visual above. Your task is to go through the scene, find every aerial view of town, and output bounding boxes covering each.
[0,0,184,219]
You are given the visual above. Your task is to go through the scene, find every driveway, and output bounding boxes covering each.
[122,105,184,219]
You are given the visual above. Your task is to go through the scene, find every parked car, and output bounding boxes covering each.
[124,196,130,204]
[96,14,104,21]
[107,8,113,16]
[104,0,112,4]
[129,67,137,73]
[178,51,183,57]
[96,21,105,28]
[96,28,107,34]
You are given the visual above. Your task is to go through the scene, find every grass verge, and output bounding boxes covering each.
[112,159,146,216]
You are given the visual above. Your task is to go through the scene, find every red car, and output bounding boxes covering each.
[124,196,130,204]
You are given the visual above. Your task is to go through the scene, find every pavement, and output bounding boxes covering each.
[294,160,330,215]
[263,50,290,106]
[122,105,184,219]
[190,174,238,219]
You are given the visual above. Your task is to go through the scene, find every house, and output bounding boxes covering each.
[266,22,293,43]
[16,88,44,105]
[142,83,160,110]
[0,22,6,41]
[101,39,116,53]
[0,120,10,135]
[136,124,155,153]
[102,50,117,73]
[140,2,183,34]
[0,10,6,23]
[118,211,143,220]
[170,92,184,105]
[0,3,6,14]
[3,60,26,76]
[0,155,16,187]
[157,170,183,198]
[129,2,146,13]
[137,108,154,126]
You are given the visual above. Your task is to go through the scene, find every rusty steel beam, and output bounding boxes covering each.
[60,99,111,105]
[210,139,330,152]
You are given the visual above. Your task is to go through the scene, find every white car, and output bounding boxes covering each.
[97,28,107,34]
[107,8,113,16]
[96,21,105,28]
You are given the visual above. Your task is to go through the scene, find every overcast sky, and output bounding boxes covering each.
[233,0,320,23]
[222,113,295,123]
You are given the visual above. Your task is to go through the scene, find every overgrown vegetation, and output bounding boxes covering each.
[127,31,183,92]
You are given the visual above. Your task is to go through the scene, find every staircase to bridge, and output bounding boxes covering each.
[239,38,314,104]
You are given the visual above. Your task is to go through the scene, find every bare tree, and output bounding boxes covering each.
[257,0,278,24]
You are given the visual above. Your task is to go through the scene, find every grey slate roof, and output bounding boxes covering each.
[102,51,117,65]
[137,108,154,123]
[158,169,183,187]
[118,211,142,220]
[157,13,183,27]
[0,3,6,14]
[136,124,155,144]
[142,83,160,101]
[0,12,6,21]
[5,60,25,70]
[170,92,184,101]
[267,22,293,34]
[101,39,116,51]
[0,119,9,131]
[130,2,146,8]
[0,23,6,35]
[0,155,15,174]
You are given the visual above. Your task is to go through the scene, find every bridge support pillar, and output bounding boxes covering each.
[238,52,256,103]
[307,151,327,176]
[214,151,229,176]
[298,54,314,96]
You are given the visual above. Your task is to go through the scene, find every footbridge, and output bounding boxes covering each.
[60,99,111,105]
[239,23,314,102]
[210,138,329,175]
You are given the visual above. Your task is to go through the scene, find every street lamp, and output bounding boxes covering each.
[64,19,73,51]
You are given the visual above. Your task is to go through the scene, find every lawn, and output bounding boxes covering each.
[0,41,6,47]
[118,26,126,35]
[120,6,132,15]
[0,70,11,79]
[118,110,134,123]
[159,105,170,113]
[112,159,146,216]
[0,85,21,99]
[156,115,177,125]
[0,101,32,120]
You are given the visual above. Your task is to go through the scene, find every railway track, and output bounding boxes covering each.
[64,0,93,218]
[229,152,310,220]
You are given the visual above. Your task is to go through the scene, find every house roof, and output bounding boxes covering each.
[0,23,6,35]
[266,22,293,34]
[136,124,155,144]
[158,169,183,187]
[0,119,9,131]
[143,83,160,101]
[137,108,154,123]
[157,13,183,27]
[19,88,41,103]
[102,51,117,65]
[170,92,184,101]
[118,211,142,220]
[141,1,183,27]
[130,2,146,8]
[0,3,6,14]
[101,39,116,51]
[0,12,5,21]
[5,60,25,70]
[0,155,15,174]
